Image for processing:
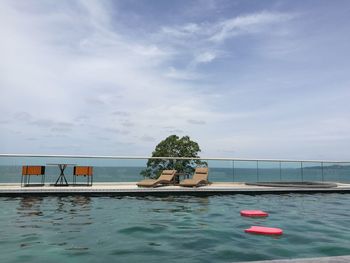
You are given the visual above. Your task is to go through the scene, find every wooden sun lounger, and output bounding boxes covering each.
[179,167,209,187]
[137,170,177,187]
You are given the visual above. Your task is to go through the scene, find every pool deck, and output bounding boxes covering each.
[1,182,350,196]
[242,255,350,262]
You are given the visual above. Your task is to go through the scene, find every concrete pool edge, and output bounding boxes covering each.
[240,255,350,262]
[1,182,350,196]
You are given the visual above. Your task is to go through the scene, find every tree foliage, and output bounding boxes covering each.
[140,135,206,179]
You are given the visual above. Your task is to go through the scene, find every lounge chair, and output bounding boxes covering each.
[137,170,177,187]
[179,167,209,187]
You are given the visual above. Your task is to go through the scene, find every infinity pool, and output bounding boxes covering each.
[1,194,350,262]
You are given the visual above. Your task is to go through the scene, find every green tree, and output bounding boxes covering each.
[140,135,206,179]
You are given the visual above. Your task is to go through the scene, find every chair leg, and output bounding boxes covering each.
[87,175,92,186]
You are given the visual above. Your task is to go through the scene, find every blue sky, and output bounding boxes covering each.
[0,0,350,160]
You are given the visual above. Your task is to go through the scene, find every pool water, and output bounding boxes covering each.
[1,194,350,262]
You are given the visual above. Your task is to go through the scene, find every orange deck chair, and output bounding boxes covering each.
[21,166,46,187]
[73,166,93,186]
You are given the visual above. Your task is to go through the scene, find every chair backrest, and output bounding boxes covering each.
[22,166,45,176]
[158,170,176,181]
[74,166,93,176]
[193,167,208,181]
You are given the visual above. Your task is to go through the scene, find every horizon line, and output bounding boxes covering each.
[0,153,349,164]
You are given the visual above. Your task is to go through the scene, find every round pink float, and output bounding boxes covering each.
[240,210,268,217]
[245,226,283,235]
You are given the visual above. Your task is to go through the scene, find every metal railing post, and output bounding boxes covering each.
[301,161,304,182]
[279,161,282,182]
[257,160,259,182]
[232,160,235,182]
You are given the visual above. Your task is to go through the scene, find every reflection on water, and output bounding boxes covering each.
[71,195,91,207]
[145,196,210,214]
[55,196,91,214]
[15,197,44,249]
[14,196,93,255]
[17,196,44,217]
[53,196,93,229]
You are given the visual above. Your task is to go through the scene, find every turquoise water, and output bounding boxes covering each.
[1,194,350,262]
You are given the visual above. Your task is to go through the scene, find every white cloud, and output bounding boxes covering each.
[164,67,201,80]
[210,12,295,42]
[161,23,201,38]
[156,11,295,69]
[194,51,217,63]
[158,11,295,44]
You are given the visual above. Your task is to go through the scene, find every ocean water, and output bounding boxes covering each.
[1,194,350,262]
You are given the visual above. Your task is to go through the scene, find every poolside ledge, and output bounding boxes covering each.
[241,255,350,262]
[1,182,350,196]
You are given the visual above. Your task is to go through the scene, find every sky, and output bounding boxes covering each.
[0,0,350,160]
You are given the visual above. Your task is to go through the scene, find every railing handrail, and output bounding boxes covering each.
[0,153,348,163]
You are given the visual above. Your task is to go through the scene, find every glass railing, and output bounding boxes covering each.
[0,154,349,184]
